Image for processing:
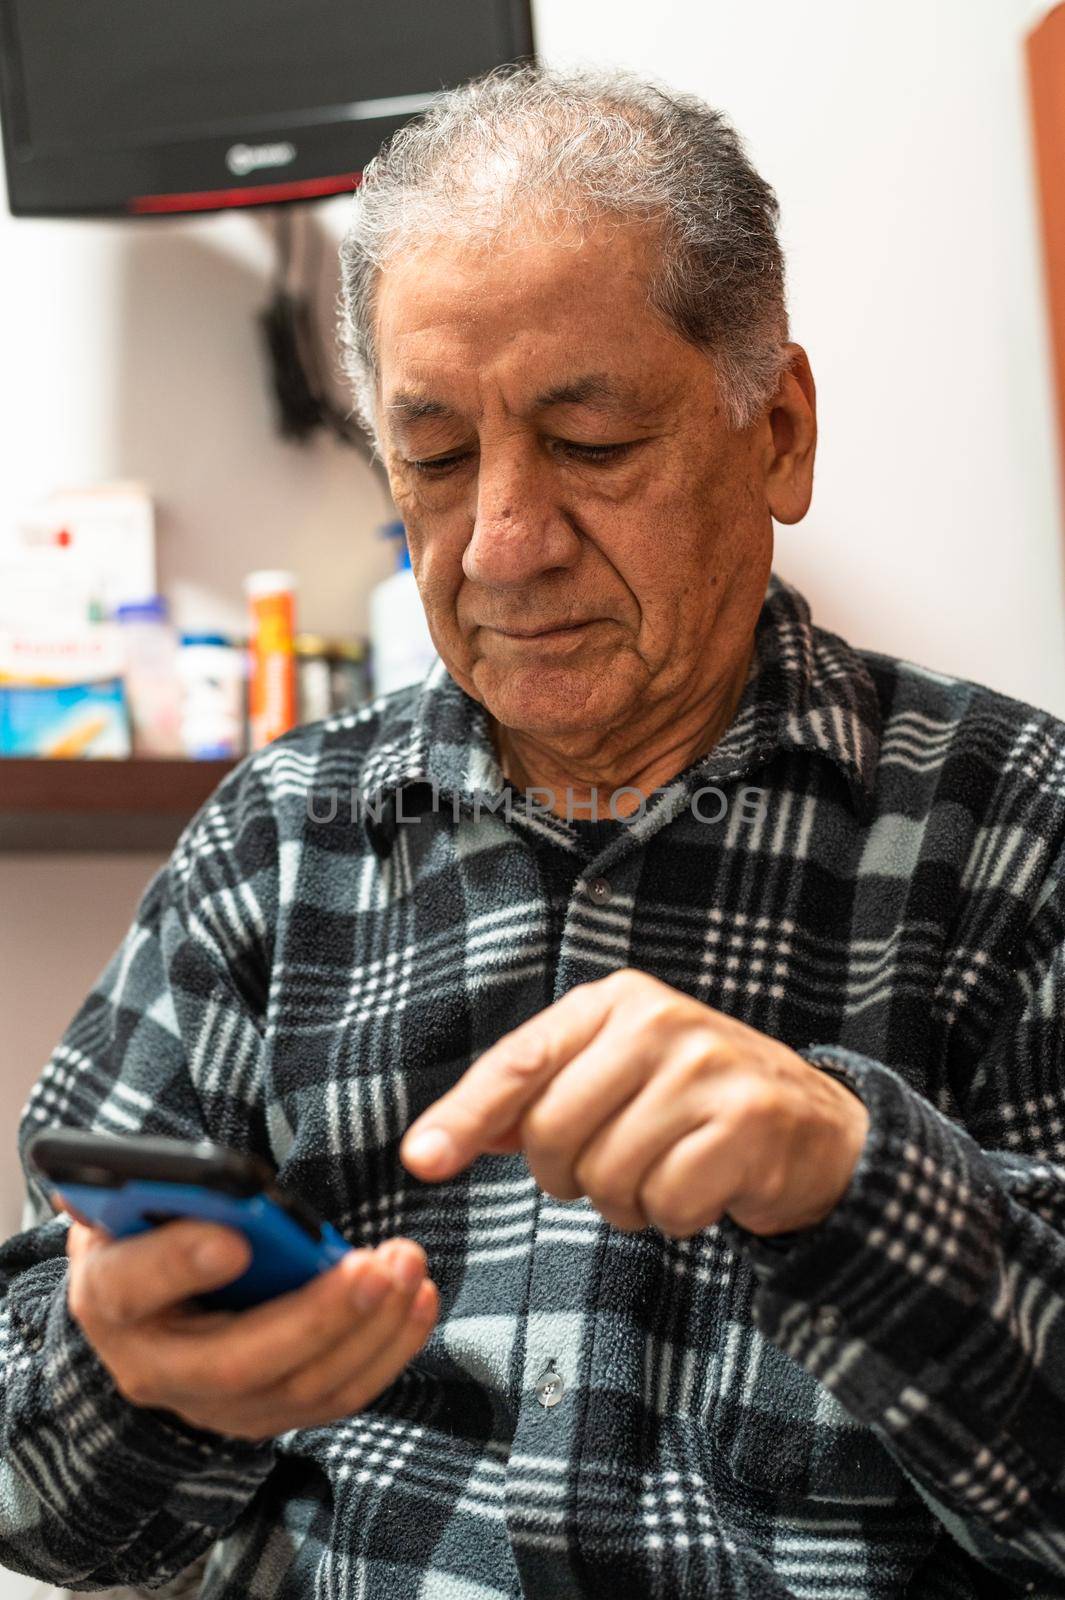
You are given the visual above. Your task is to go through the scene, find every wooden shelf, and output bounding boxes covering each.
[0,758,238,852]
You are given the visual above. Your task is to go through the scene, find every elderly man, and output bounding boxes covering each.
[2,63,1064,1600]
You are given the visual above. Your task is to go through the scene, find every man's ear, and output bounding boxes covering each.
[763,343,817,526]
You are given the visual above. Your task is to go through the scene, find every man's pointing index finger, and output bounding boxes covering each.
[398,979,616,1180]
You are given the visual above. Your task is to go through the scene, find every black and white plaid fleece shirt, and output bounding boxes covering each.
[3,569,1065,1599]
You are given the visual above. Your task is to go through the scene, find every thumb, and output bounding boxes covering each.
[65,1219,107,1262]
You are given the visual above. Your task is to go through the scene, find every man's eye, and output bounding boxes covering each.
[407,440,635,475]
[557,441,634,464]
[409,452,472,476]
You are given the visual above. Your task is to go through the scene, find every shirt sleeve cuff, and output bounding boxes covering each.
[6,1243,277,1528]
[721,1043,1004,1421]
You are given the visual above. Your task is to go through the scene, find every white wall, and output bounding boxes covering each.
[2,0,1064,1210]
[0,191,396,639]
[532,0,1065,703]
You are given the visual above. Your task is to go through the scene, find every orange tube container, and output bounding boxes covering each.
[245,569,297,749]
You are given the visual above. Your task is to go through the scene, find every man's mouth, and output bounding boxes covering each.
[489,620,596,640]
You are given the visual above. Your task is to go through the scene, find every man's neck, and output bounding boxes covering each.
[489,635,756,821]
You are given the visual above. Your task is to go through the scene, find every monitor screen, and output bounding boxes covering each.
[0,0,534,215]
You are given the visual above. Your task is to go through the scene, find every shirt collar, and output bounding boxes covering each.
[359,569,882,857]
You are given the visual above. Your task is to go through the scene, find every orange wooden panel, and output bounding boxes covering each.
[1027,4,1065,511]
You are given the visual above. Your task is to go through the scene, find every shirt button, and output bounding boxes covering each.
[534,1360,565,1408]
[586,877,612,905]
[813,1305,841,1337]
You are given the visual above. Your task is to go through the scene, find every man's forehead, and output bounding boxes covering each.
[385,371,669,426]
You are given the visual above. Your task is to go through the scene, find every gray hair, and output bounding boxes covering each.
[337,63,790,452]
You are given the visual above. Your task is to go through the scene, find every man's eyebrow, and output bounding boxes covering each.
[531,373,648,413]
[387,394,458,424]
[386,373,656,426]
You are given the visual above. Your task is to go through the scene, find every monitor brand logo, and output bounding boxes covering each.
[226,141,298,177]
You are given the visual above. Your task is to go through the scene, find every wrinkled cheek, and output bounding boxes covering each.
[420,579,479,682]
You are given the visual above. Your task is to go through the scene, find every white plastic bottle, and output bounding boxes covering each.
[368,522,438,697]
[178,632,245,759]
[114,596,182,755]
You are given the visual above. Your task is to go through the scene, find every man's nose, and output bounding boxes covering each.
[463,449,580,586]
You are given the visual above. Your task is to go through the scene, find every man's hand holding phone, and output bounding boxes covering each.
[63,1216,439,1440]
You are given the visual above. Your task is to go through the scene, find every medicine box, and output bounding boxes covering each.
[0,628,131,758]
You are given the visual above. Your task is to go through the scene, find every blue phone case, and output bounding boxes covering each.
[49,1177,351,1310]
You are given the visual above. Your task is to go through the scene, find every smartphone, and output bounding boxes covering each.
[26,1128,351,1311]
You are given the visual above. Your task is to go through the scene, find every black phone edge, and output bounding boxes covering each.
[25,1129,325,1241]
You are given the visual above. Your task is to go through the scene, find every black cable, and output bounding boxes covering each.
[297,207,384,458]
[274,205,294,291]
[258,299,322,441]
[256,203,388,486]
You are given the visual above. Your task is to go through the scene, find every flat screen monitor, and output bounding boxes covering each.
[0,0,535,217]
